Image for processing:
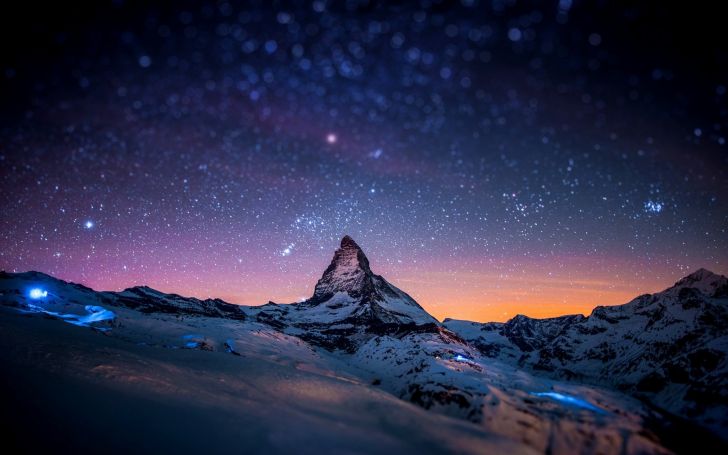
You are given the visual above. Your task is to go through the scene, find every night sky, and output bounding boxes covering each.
[1,1,727,322]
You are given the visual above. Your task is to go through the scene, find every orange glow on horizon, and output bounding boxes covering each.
[56,253,725,324]
[389,271,661,322]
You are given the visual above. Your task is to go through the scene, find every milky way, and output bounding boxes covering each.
[1,1,726,322]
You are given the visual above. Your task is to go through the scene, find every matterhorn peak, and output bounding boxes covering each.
[330,235,372,274]
[340,235,361,250]
[311,236,374,301]
[304,236,438,326]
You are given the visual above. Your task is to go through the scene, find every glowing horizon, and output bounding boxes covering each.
[11,242,724,323]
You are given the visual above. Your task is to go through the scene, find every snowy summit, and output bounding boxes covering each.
[304,235,437,326]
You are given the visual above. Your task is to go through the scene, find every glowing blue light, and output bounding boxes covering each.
[224,340,236,353]
[531,392,606,413]
[20,303,115,330]
[29,288,48,299]
[454,354,474,363]
[84,220,94,229]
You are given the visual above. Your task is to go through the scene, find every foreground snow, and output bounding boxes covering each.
[0,290,671,454]
[2,306,527,454]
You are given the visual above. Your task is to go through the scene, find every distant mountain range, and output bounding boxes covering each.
[445,268,728,436]
[1,236,726,454]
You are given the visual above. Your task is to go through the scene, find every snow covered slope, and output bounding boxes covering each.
[445,269,728,438]
[1,241,726,454]
[0,295,523,454]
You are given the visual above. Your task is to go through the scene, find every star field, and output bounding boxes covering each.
[1,1,726,322]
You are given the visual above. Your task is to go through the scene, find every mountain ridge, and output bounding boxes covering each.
[444,266,728,437]
[2,264,726,328]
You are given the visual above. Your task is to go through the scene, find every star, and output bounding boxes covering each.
[281,243,295,256]
[370,149,383,159]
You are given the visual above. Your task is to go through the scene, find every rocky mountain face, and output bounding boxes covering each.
[305,235,437,326]
[246,235,439,352]
[444,268,728,437]
[110,285,247,320]
[1,239,727,453]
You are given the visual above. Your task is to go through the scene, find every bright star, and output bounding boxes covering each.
[326,133,337,144]
[281,243,295,256]
[84,220,94,229]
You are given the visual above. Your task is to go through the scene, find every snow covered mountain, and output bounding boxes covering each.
[309,236,435,325]
[246,235,439,351]
[1,240,726,454]
[444,268,728,437]
[112,285,247,319]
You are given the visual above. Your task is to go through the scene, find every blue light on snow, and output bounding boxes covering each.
[531,392,606,414]
[22,303,115,329]
[453,353,474,363]
[29,288,48,299]
[181,334,204,349]
[73,305,116,325]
